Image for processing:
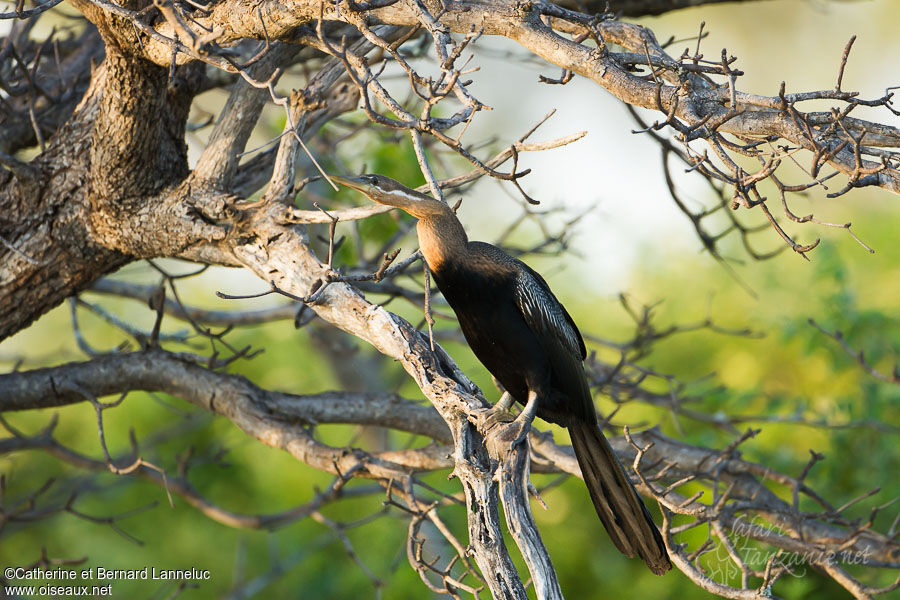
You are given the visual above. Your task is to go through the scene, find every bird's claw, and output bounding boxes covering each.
[480,411,531,457]
[482,417,532,457]
[507,420,532,451]
[478,392,535,456]
[481,406,517,431]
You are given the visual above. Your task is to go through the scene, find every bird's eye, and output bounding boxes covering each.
[368,176,378,184]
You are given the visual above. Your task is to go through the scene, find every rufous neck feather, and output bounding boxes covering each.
[416,210,468,271]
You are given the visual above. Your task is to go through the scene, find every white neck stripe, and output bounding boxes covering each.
[389,189,423,203]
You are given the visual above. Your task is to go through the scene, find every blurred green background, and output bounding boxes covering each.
[2,0,900,598]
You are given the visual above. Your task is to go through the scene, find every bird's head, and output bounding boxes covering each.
[330,173,444,219]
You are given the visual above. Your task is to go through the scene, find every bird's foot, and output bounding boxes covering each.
[476,392,516,432]
[479,391,537,456]
[481,405,517,431]
[506,418,532,450]
[481,416,532,458]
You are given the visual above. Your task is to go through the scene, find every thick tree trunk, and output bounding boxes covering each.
[0,64,124,340]
[0,39,203,340]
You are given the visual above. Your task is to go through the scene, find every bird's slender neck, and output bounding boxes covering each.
[354,181,470,271]
[416,208,469,272]
[370,186,445,220]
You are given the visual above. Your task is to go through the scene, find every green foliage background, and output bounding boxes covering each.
[2,1,900,599]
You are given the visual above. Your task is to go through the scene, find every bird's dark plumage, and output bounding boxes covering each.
[434,243,670,575]
[331,173,671,576]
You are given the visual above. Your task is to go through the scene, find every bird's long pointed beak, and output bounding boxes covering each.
[329,174,370,194]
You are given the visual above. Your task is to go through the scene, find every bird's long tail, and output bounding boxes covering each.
[568,421,671,575]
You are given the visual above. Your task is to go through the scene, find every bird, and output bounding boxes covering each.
[329,173,672,576]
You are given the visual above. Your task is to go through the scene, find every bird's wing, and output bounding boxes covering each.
[513,261,587,361]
